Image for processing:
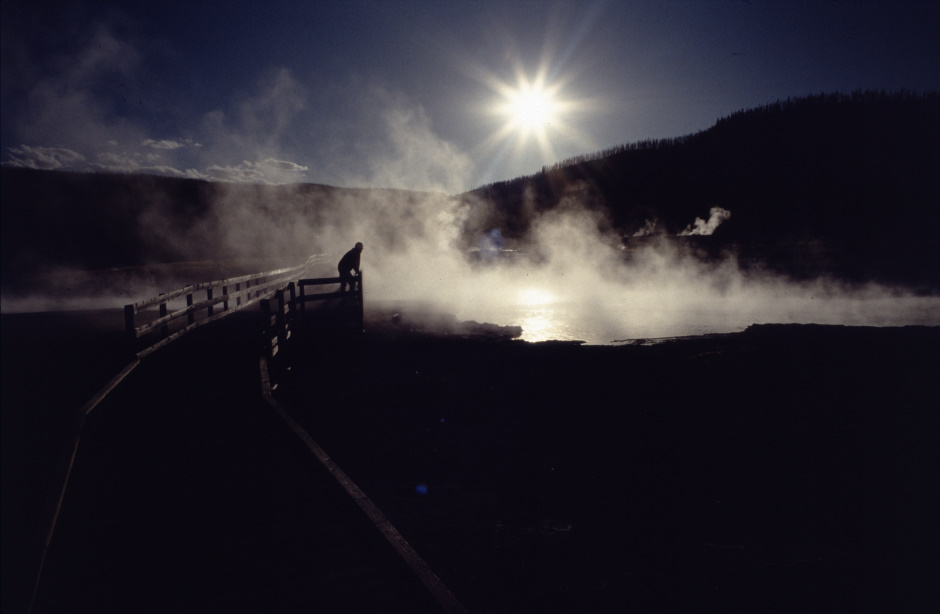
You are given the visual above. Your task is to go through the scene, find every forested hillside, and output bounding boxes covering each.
[465,91,938,242]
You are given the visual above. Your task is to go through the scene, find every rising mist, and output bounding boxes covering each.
[3,91,938,340]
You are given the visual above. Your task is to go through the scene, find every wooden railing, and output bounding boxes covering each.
[124,255,323,358]
[297,274,364,330]
[261,273,363,390]
[32,254,352,612]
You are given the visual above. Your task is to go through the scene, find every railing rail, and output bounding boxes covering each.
[124,255,323,358]
[297,274,363,318]
[261,272,364,390]
[31,253,353,613]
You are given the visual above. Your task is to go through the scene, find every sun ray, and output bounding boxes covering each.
[469,54,598,181]
[426,8,606,185]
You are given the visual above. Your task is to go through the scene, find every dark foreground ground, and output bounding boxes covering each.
[3,308,939,613]
[277,319,940,613]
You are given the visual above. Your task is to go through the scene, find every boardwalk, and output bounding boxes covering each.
[5,310,447,613]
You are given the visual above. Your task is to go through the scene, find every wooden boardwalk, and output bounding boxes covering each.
[24,310,449,613]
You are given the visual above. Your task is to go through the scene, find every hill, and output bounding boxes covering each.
[461,90,939,287]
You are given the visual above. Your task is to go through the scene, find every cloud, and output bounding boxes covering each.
[264,158,308,172]
[2,144,205,179]
[204,158,309,184]
[2,16,314,185]
[84,151,205,179]
[94,151,140,170]
[5,145,85,169]
[1,9,476,190]
[142,139,185,150]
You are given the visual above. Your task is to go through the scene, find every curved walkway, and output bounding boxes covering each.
[21,311,449,613]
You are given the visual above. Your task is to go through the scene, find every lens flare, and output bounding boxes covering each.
[421,5,605,184]
[480,65,588,171]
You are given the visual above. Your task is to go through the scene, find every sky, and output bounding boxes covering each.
[2,0,938,193]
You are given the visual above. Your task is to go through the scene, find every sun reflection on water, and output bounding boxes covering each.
[513,288,581,342]
[513,303,601,343]
[516,308,560,343]
[499,294,940,345]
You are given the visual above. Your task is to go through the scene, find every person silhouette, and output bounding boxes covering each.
[337,242,363,292]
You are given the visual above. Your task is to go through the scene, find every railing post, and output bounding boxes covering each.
[236,282,242,306]
[207,287,214,317]
[159,299,168,337]
[357,271,364,333]
[287,282,296,330]
[222,285,229,311]
[124,304,135,340]
[261,295,282,390]
[186,292,194,325]
[276,288,285,331]
[260,297,276,356]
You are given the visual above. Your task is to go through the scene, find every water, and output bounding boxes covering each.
[462,294,940,345]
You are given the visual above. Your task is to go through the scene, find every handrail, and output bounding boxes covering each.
[30,253,338,612]
[297,272,364,327]
[261,272,364,390]
[124,254,323,358]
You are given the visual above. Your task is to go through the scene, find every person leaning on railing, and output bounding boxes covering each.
[338,242,363,292]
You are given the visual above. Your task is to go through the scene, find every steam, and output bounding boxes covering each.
[632,219,658,237]
[1,19,469,190]
[678,206,731,236]
[2,23,937,338]
[4,165,939,341]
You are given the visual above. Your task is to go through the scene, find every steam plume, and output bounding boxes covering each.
[678,206,731,236]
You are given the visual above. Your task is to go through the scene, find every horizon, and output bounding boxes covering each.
[3,1,938,192]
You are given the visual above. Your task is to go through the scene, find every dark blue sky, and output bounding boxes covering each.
[2,0,938,191]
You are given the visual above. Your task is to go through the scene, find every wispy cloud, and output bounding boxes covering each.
[84,151,205,179]
[1,20,313,185]
[204,158,308,184]
[1,16,474,189]
[141,139,186,150]
[5,145,85,169]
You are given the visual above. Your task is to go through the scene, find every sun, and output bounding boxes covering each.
[502,81,558,133]
[473,60,594,182]
[489,70,566,150]
[430,5,605,184]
